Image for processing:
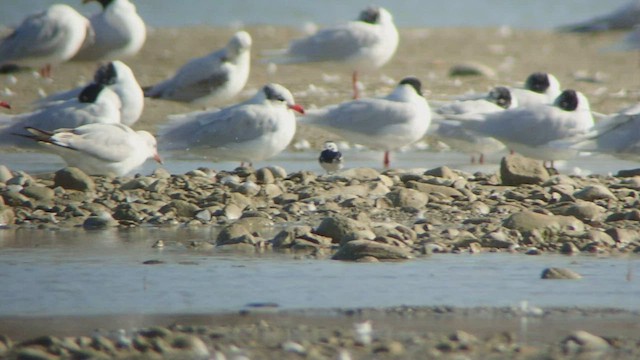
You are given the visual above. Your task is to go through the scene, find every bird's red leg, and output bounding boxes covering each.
[383,151,390,168]
[352,71,359,99]
[479,153,485,164]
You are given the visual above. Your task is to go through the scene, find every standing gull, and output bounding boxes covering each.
[144,31,252,105]
[264,6,399,99]
[22,123,161,177]
[300,77,431,168]
[318,141,344,173]
[36,61,144,126]
[73,0,146,61]
[159,83,304,165]
[0,4,92,77]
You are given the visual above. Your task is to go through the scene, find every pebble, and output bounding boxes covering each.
[541,267,582,279]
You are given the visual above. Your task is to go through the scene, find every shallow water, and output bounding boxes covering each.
[1,146,638,178]
[0,0,631,29]
[0,226,639,317]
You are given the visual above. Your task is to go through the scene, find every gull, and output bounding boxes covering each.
[36,61,143,126]
[144,31,252,105]
[21,123,161,177]
[558,0,640,32]
[451,90,594,163]
[0,4,92,77]
[511,72,562,107]
[318,141,344,173]
[300,77,431,168]
[264,6,399,99]
[454,72,561,107]
[0,83,121,148]
[73,0,147,61]
[550,106,640,161]
[159,83,304,164]
[433,86,515,164]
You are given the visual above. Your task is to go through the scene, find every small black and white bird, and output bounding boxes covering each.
[318,141,344,173]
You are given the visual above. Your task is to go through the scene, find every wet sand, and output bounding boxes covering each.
[2,26,640,358]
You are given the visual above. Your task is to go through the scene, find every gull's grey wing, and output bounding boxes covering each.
[286,22,381,62]
[52,123,135,162]
[0,10,68,62]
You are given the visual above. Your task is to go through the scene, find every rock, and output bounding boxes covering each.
[547,201,605,223]
[0,165,12,183]
[0,207,15,226]
[500,154,549,186]
[314,215,375,245]
[83,212,118,229]
[449,62,496,78]
[255,167,275,184]
[162,200,200,218]
[573,185,616,201]
[424,166,458,180]
[167,335,210,359]
[20,185,54,201]
[53,167,95,192]
[503,211,584,233]
[216,222,255,246]
[373,340,406,355]
[560,242,580,254]
[617,168,640,177]
[385,188,428,210]
[562,330,609,353]
[541,267,582,279]
[271,226,313,248]
[605,228,639,244]
[338,167,380,180]
[13,348,58,360]
[332,240,412,261]
[406,181,463,198]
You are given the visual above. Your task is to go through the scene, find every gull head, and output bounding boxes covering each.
[554,89,590,112]
[262,83,305,114]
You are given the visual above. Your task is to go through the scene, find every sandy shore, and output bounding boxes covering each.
[1,26,640,359]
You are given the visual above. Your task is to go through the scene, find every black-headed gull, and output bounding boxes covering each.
[0,83,121,148]
[159,83,304,164]
[264,6,399,99]
[0,4,92,77]
[433,86,515,164]
[551,106,640,161]
[301,77,431,168]
[558,0,640,32]
[22,123,161,177]
[73,0,146,61]
[144,31,252,105]
[511,72,562,107]
[36,61,143,126]
[437,86,518,116]
[452,90,594,162]
[318,141,344,173]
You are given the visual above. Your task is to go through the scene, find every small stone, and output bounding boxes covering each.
[500,154,549,186]
[332,240,412,261]
[503,211,584,233]
[54,167,95,192]
[373,340,405,355]
[314,215,375,245]
[255,167,275,184]
[574,185,616,201]
[20,185,54,201]
[562,330,609,353]
[83,212,118,229]
[449,62,496,78]
[385,188,428,210]
[541,267,582,279]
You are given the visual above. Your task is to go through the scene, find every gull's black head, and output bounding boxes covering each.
[263,84,286,102]
[488,86,512,109]
[94,62,117,85]
[524,72,550,94]
[79,83,106,103]
[83,0,115,9]
[554,89,579,111]
[399,77,422,96]
[358,6,381,24]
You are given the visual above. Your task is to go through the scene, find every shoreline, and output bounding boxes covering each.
[1,306,639,358]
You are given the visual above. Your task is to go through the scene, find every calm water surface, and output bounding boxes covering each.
[0,227,639,316]
[0,0,631,29]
